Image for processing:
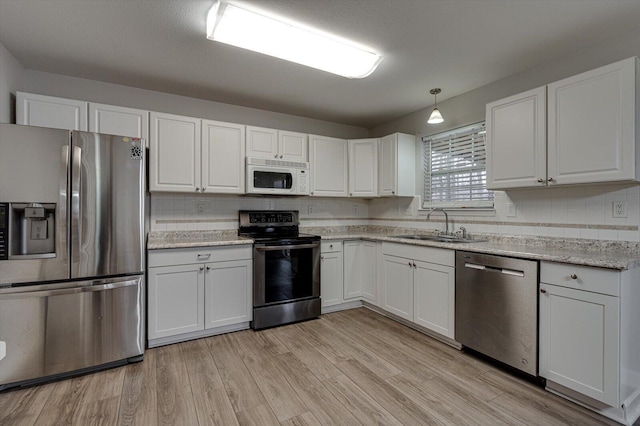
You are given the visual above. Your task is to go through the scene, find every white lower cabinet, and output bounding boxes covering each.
[381,254,414,320]
[539,262,640,425]
[381,242,455,339]
[147,245,252,346]
[321,241,344,309]
[343,240,378,303]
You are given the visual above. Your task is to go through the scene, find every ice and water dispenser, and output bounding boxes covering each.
[0,202,56,259]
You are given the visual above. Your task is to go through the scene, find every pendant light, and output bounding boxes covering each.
[427,88,444,124]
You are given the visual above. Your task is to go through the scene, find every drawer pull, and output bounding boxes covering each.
[570,274,578,280]
[197,253,212,259]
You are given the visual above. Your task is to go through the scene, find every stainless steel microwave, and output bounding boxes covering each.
[246,157,310,195]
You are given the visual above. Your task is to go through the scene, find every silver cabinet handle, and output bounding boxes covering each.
[202,187,206,192]
[274,154,278,158]
[279,155,283,159]
[537,178,544,183]
[199,266,204,271]
[206,266,210,270]
[413,262,417,268]
[392,190,395,194]
[540,288,547,294]
[408,262,412,267]
[195,187,200,192]
[548,177,554,182]
[321,256,324,260]
[570,274,578,279]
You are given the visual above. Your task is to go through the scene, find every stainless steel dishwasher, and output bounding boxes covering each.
[455,251,539,376]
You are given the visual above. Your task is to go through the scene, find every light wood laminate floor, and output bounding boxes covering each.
[0,308,619,425]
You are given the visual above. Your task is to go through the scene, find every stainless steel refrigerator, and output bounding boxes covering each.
[0,124,145,391]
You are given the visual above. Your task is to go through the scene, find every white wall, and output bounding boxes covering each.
[0,41,24,123]
[367,25,640,243]
[23,70,368,139]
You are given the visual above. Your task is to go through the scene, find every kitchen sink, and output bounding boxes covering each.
[390,235,487,243]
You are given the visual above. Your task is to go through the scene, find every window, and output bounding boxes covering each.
[422,122,494,209]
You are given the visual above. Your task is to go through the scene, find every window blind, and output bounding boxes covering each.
[422,122,494,208]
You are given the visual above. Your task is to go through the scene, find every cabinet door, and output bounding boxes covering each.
[413,261,455,338]
[204,259,252,329]
[201,120,245,194]
[548,57,637,185]
[279,130,308,161]
[379,134,397,196]
[149,112,201,192]
[246,126,278,158]
[381,254,413,320]
[539,284,619,406]
[148,264,204,339]
[309,135,348,197]
[17,92,88,131]
[360,241,378,303]
[89,103,149,144]
[343,241,362,299]
[486,86,547,189]
[321,251,344,308]
[349,138,378,197]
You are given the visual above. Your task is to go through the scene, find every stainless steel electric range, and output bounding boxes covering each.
[238,210,321,330]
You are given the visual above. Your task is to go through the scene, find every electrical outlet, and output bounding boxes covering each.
[613,201,627,218]
[307,205,314,214]
[196,203,205,215]
[506,203,517,217]
[353,205,359,214]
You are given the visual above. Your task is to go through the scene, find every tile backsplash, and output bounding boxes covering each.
[151,183,640,242]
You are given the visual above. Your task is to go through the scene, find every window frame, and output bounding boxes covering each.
[421,122,494,210]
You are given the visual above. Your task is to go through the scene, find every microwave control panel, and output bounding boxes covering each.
[0,203,7,260]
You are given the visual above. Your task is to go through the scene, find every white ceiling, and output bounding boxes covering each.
[2,0,640,128]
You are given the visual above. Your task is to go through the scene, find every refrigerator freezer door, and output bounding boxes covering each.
[71,132,144,279]
[0,124,70,285]
[0,276,144,389]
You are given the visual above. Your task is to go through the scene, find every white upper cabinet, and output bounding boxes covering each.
[548,57,638,185]
[89,103,149,142]
[17,92,88,131]
[379,133,416,197]
[486,57,639,189]
[349,138,379,197]
[486,87,547,189]
[201,120,245,194]
[150,112,201,193]
[246,126,308,161]
[309,134,348,197]
[150,113,246,194]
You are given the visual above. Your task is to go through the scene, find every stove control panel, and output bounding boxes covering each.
[240,210,299,227]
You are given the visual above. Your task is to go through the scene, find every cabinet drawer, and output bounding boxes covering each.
[540,262,619,297]
[149,245,253,267]
[321,241,343,253]
[382,242,454,267]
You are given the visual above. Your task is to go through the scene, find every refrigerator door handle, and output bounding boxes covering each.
[59,145,69,262]
[71,146,82,266]
[0,278,139,299]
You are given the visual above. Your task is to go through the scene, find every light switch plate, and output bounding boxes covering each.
[506,203,517,217]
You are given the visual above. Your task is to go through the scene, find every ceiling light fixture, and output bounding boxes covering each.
[427,88,444,124]
[206,1,383,79]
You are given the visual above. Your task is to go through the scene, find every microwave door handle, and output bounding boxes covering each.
[255,243,320,251]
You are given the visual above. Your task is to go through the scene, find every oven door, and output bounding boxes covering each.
[253,241,320,307]
[247,166,297,195]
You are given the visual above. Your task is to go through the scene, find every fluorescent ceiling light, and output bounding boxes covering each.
[206,1,383,79]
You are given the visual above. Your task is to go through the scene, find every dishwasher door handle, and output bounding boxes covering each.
[464,262,525,277]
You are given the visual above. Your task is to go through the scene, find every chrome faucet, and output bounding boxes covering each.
[427,208,449,236]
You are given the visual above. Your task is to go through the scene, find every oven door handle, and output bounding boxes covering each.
[254,242,320,251]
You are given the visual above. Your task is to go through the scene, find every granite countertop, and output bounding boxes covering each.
[309,227,640,271]
[147,230,252,249]
[148,227,640,270]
